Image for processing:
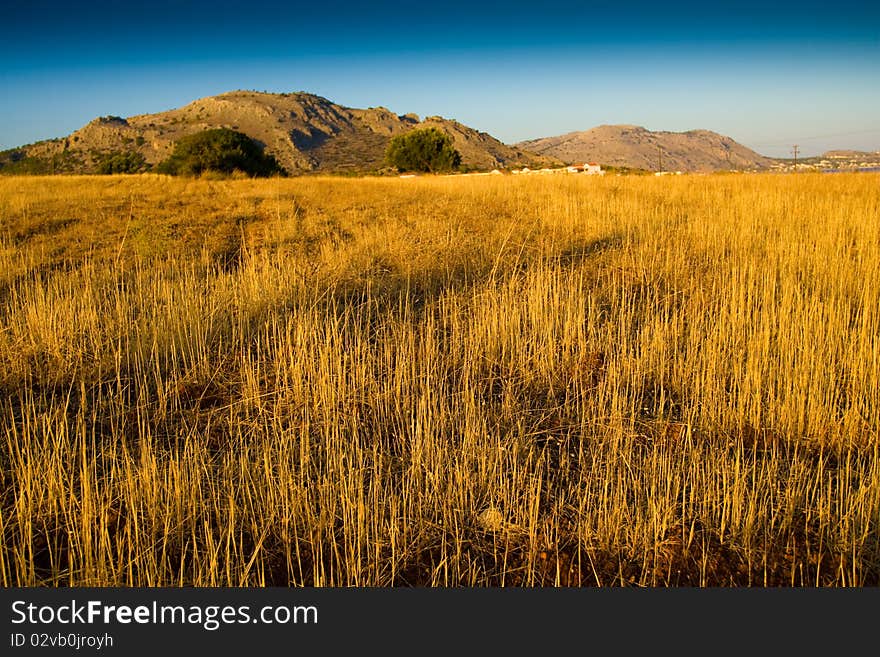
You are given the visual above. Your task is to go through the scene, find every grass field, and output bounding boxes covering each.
[1,172,878,586]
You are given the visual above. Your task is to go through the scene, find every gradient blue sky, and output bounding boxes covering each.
[2,1,878,157]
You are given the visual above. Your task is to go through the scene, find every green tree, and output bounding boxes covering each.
[157,128,283,177]
[384,127,462,173]
[97,151,146,174]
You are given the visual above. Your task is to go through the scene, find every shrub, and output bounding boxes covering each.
[384,127,462,173]
[157,128,283,177]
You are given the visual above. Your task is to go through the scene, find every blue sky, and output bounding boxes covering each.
[2,1,878,157]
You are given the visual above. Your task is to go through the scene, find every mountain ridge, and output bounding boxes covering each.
[0,92,789,175]
[515,124,775,172]
[0,90,559,175]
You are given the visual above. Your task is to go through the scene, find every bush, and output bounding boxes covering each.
[157,128,283,177]
[384,127,461,173]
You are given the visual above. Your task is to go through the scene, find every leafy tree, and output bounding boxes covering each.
[157,128,283,177]
[97,151,146,174]
[384,127,461,173]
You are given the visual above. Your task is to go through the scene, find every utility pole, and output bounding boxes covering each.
[792,144,799,170]
[657,145,663,173]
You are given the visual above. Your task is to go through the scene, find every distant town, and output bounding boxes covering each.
[770,150,880,173]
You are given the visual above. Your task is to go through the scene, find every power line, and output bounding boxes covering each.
[752,128,880,148]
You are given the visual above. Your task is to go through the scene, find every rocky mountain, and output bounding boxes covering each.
[1,90,557,175]
[516,124,775,172]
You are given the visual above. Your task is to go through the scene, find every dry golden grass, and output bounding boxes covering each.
[0,172,878,586]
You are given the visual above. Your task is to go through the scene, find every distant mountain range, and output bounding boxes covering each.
[1,90,853,175]
[516,125,775,172]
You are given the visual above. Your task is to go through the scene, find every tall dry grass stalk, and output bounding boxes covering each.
[0,172,878,586]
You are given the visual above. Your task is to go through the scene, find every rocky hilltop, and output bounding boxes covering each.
[516,124,775,172]
[2,91,557,174]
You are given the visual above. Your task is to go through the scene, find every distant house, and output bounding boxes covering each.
[511,163,604,176]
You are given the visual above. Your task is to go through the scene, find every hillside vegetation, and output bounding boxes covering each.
[0,173,878,586]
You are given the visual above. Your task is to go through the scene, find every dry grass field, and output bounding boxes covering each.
[0,172,878,586]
